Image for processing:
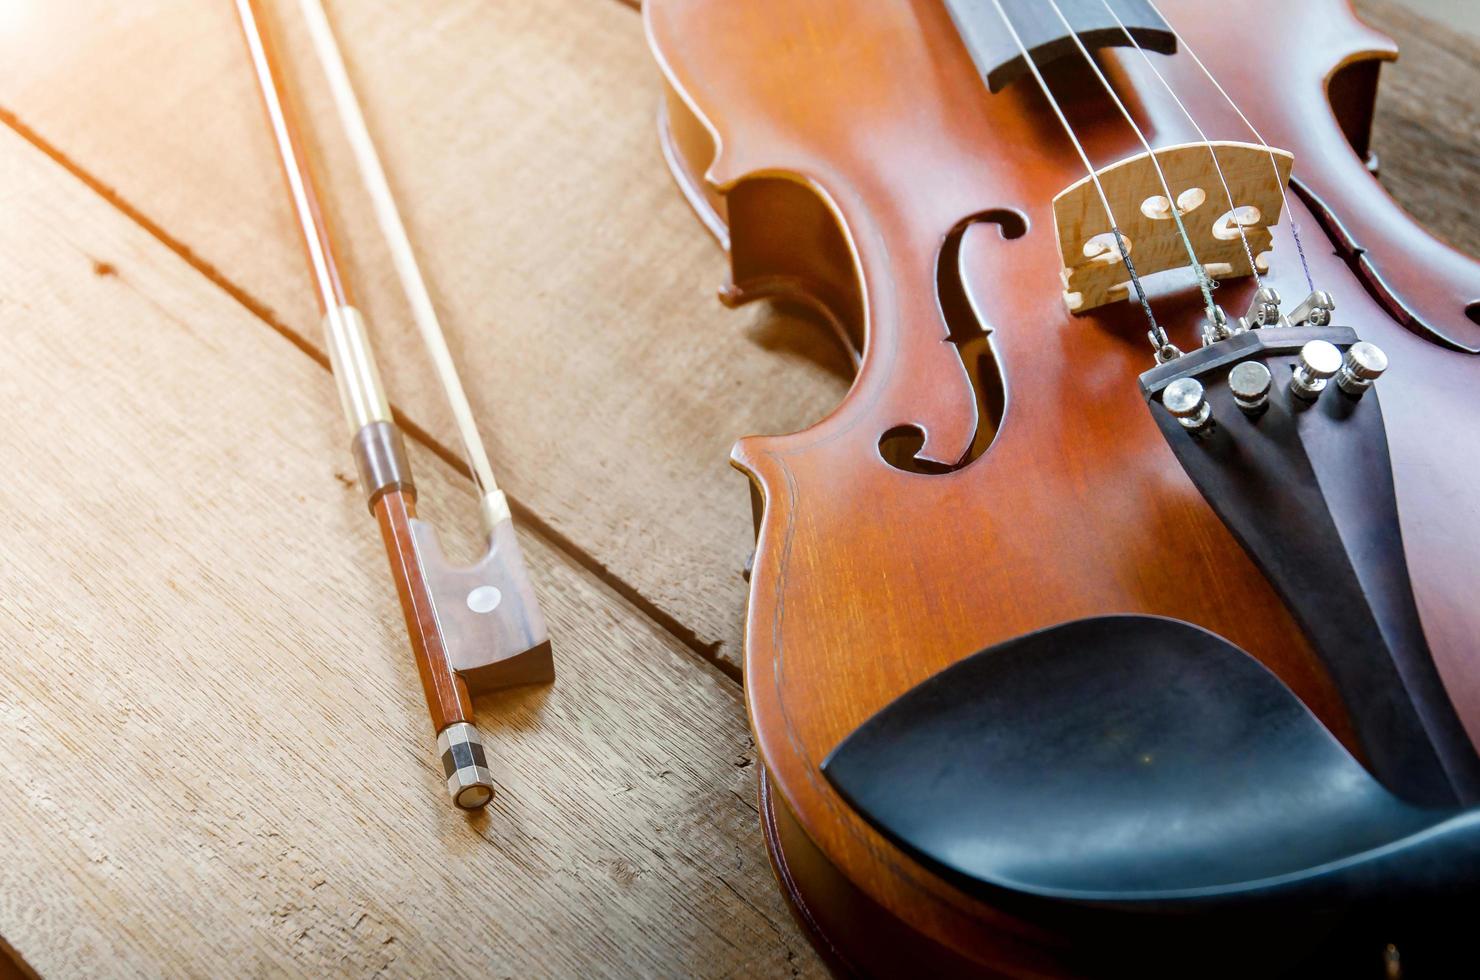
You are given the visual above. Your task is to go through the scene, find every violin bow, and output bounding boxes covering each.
[234,0,553,811]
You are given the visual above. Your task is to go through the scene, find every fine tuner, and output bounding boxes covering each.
[6,0,1475,973]
[649,0,1480,971]
[198,0,1480,972]
[1157,325,1392,438]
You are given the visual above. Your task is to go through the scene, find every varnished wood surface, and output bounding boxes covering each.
[0,0,1472,976]
[372,487,475,734]
[1358,0,1480,259]
[0,0,850,680]
[651,0,1480,974]
[0,109,814,979]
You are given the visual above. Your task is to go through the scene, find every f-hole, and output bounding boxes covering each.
[879,209,1026,474]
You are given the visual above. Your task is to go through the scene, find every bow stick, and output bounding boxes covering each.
[234,0,553,811]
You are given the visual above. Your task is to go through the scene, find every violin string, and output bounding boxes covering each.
[297,0,501,503]
[1096,0,1264,291]
[1143,0,1315,293]
[986,0,1179,360]
[1042,0,1220,326]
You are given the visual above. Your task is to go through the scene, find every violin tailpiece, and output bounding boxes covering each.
[1140,326,1480,807]
[1053,141,1293,313]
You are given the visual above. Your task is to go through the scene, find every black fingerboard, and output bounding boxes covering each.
[944,0,1176,93]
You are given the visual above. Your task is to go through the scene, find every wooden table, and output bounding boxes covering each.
[0,1,1473,975]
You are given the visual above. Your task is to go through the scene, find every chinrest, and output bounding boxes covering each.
[822,616,1480,914]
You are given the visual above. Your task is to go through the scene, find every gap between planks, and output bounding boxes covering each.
[13,0,1461,693]
[0,101,742,687]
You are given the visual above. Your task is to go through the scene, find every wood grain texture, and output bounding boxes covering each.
[0,0,1471,976]
[0,124,821,978]
[1052,141,1291,311]
[1356,0,1480,259]
[371,486,475,734]
[648,0,1480,972]
[0,0,851,676]
[0,1,1463,680]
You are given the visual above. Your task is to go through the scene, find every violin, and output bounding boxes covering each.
[646,0,1480,974]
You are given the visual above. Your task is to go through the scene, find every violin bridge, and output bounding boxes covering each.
[1053,141,1294,314]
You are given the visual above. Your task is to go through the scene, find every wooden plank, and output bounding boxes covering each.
[1355,0,1480,259]
[0,125,821,978]
[0,2,1471,972]
[1,2,1471,676]
[0,0,852,676]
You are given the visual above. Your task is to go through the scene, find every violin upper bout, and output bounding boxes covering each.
[1327,0,1400,67]
[647,0,1001,470]
[1186,0,1480,350]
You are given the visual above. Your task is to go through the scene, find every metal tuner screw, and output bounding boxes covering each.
[1239,286,1285,332]
[1289,289,1336,328]
[1289,340,1342,401]
[1336,341,1388,398]
[1163,377,1214,435]
[1201,306,1234,346]
[438,722,495,810]
[1229,360,1273,416]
